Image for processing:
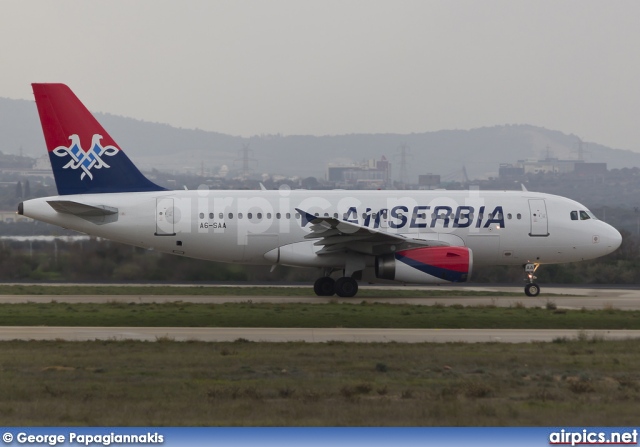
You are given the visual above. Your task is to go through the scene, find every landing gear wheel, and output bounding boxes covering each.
[525,283,540,297]
[314,277,335,296]
[335,277,358,298]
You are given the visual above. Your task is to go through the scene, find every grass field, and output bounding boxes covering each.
[0,338,638,426]
[0,301,638,329]
[1,285,638,426]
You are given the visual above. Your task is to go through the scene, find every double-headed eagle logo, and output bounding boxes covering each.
[53,134,118,180]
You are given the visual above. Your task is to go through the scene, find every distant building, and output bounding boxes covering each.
[517,157,579,174]
[32,155,52,171]
[327,166,357,182]
[498,164,525,179]
[327,156,391,188]
[499,158,607,178]
[574,162,607,176]
[418,174,441,189]
[0,211,31,223]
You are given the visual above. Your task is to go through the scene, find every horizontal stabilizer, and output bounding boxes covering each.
[47,200,118,225]
[47,200,118,216]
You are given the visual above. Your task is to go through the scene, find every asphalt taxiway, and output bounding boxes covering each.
[0,326,638,343]
[2,285,640,309]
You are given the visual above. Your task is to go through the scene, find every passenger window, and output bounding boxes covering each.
[276,213,281,219]
[247,213,253,219]
[257,213,262,219]
[333,213,338,218]
[199,213,204,219]
[228,213,233,219]
[516,213,521,220]
[238,213,243,219]
[266,213,271,219]
[209,213,214,219]
[219,213,223,219]
[580,211,590,220]
[507,213,512,220]
[570,211,578,220]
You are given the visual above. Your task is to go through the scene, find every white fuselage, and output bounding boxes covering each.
[21,189,622,276]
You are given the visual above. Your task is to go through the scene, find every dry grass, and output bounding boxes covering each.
[0,339,639,426]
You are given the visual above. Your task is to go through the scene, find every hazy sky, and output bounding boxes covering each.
[1,1,639,151]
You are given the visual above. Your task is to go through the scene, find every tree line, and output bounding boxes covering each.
[0,232,637,285]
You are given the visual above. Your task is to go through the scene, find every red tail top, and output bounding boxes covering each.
[32,83,121,153]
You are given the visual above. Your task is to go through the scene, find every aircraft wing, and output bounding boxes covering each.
[296,208,449,256]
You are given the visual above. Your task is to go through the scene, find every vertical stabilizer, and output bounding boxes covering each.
[32,83,165,195]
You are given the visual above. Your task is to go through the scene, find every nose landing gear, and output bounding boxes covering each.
[524,263,540,297]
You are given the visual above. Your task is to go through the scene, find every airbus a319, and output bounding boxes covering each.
[19,84,622,297]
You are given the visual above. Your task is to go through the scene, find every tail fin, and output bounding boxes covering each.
[32,83,165,195]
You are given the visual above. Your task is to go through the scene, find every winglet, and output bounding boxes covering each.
[295,207,319,228]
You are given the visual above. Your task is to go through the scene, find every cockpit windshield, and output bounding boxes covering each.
[570,210,598,221]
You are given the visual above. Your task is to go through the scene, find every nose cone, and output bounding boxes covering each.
[603,224,622,255]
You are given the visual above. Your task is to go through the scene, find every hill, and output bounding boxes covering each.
[2,96,640,180]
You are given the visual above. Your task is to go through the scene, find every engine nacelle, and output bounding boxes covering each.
[375,246,472,284]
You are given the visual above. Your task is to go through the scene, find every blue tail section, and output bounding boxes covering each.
[33,83,166,195]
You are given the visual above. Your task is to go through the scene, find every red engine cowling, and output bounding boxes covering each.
[375,246,472,284]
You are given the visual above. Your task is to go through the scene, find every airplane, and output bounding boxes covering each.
[18,83,622,297]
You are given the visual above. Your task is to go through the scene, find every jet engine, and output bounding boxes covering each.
[375,246,472,284]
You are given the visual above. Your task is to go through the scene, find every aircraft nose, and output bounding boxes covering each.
[603,224,622,254]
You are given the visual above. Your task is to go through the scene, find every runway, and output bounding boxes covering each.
[0,326,639,343]
[1,285,639,343]
[2,285,640,309]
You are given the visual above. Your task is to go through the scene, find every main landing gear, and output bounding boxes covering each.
[524,263,540,297]
[313,275,359,298]
[313,276,335,296]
